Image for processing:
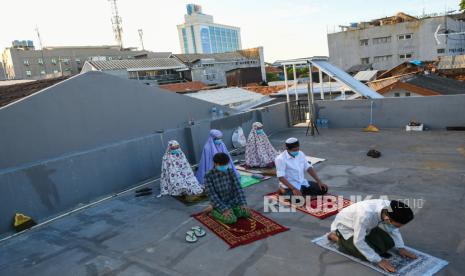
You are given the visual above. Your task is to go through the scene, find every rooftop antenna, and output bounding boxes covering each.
[108,0,123,50]
[34,26,43,50]
[138,29,145,50]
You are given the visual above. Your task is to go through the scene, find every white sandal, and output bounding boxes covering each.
[185,231,198,243]
[192,226,206,237]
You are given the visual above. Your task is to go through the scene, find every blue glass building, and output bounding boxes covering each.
[177,4,242,54]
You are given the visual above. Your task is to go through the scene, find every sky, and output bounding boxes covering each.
[0,0,460,62]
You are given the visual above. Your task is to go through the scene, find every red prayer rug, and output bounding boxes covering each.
[266,192,352,219]
[192,209,289,249]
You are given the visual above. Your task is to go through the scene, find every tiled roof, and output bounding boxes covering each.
[159,81,207,93]
[0,76,69,107]
[244,85,285,95]
[404,74,465,95]
[88,58,187,71]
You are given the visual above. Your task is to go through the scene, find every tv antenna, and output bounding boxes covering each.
[138,29,145,50]
[108,0,123,50]
[34,26,43,50]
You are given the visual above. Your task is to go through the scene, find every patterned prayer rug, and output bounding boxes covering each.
[312,234,448,276]
[192,209,289,248]
[266,192,352,219]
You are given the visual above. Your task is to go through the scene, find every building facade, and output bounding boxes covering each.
[1,42,152,80]
[177,4,242,54]
[173,47,266,86]
[328,13,465,71]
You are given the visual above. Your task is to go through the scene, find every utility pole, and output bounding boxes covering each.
[138,29,145,50]
[108,0,123,50]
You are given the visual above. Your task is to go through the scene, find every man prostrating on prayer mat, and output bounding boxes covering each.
[275,137,329,198]
[327,199,418,273]
[204,152,251,224]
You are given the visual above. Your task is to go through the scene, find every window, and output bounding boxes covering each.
[398,33,413,40]
[374,55,392,62]
[405,92,411,97]
[373,36,391,44]
[63,58,70,64]
[394,92,400,97]
[361,57,370,64]
[25,70,32,76]
[40,70,46,75]
[51,58,57,65]
[75,58,81,64]
[38,58,44,65]
[23,60,29,66]
[53,70,59,74]
[437,48,445,54]
[360,39,369,46]
[399,53,413,59]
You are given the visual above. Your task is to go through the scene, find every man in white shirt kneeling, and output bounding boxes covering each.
[327,199,417,273]
[275,137,328,197]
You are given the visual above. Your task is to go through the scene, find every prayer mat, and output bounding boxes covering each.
[305,156,326,165]
[266,192,352,219]
[173,193,209,206]
[192,209,289,248]
[239,171,271,189]
[312,234,448,276]
[236,165,277,176]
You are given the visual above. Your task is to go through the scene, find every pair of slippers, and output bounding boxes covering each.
[185,226,206,243]
[135,187,152,197]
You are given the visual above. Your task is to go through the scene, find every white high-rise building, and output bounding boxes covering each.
[177,4,242,54]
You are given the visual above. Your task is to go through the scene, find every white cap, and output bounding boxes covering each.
[285,137,298,144]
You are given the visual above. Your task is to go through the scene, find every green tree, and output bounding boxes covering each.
[461,0,465,11]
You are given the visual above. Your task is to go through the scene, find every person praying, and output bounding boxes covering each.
[327,199,417,273]
[204,153,250,224]
[196,129,240,185]
[245,122,278,168]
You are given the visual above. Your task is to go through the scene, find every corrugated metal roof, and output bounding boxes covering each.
[354,70,378,82]
[174,52,251,63]
[88,58,187,71]
[186,87,267,107]
[438,55,465,70]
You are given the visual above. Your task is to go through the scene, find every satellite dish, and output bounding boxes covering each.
[231,127,247,149]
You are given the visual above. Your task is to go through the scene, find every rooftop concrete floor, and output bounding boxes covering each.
[1,128,464,276]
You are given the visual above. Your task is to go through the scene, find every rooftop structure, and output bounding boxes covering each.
[172,47,266,86]
[1,44,151,80]
[177,4,242,54]
[81,58,189,85]
[328,12,465,71]
[186,87,274,111]
[374,73,465,97]
[0,127,464,275]
[159,81,209,93]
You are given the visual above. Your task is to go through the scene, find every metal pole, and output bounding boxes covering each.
[319,68,324,100]
[284,64,292,126]
[329,77,332,100]
[293,64,298,101]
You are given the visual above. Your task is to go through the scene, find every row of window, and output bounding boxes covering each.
[23,58,81,66]
[361,53,414,64]
[360,33,413,46]
[25,69,64,76]
[22,55,135,66]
